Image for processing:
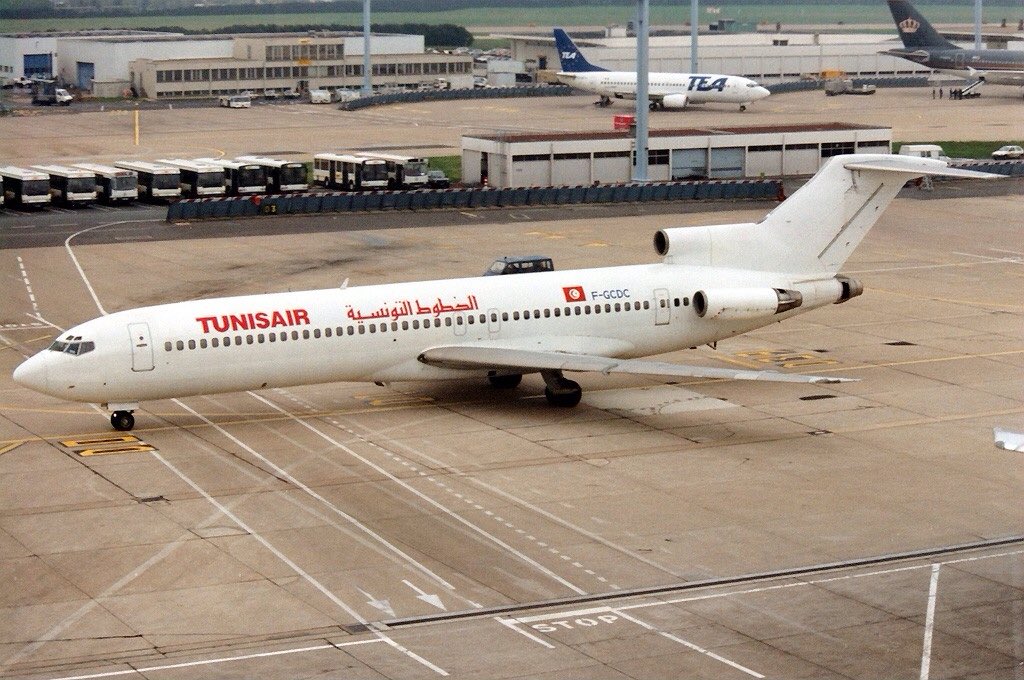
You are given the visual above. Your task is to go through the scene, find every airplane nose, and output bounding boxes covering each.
[756,86,771,99]
[13,355,49,394]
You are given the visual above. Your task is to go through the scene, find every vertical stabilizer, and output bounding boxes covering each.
[553,28,608,72]
[887,0,959,50]
[658,155,998,276]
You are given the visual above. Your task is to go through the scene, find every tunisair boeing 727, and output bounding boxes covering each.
[13,154,996,431]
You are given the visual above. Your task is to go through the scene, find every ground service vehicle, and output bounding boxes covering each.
[113,161,182,201]
[194,158,267,195]
[483,256,555,276]
[991,145,1024,160]
[355,152,430,189]
[218,94,251,108]
[898,144,946,160]
[824,79,876,96]
[31,164,97,205]
[312,153,388,191]
[156,159,225,197]
[72,163,138,204]
[309,89,332,104]
[31,80,73,106]
[0,166,52,207]
[426,169,450,188]
[235,155,309,193]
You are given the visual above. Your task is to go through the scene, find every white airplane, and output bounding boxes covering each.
[553,28,771,111]
[13,154,995,432]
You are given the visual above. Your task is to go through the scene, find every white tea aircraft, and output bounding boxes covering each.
[553,28,771,111]
[14,155,995,432]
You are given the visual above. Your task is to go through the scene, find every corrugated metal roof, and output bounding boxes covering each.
[467,122,888,144]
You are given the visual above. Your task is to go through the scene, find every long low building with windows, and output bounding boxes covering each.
[1,30,473,98]
[461,123,891,187]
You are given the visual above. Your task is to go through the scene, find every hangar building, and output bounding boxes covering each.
[461,123,891,187]
[0,30,473,98]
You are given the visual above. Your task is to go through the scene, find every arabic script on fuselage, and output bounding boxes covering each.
[346,295,479,322]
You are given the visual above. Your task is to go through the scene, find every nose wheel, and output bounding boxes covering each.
[111,410,135,431]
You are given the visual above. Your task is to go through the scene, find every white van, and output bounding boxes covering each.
[898,144,944,160]
[218,94,252,109]
[308,89,331,104]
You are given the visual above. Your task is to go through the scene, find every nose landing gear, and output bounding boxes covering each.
[111,410,135,431]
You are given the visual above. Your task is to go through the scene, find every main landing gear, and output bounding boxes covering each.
[488,373,523,389]
[111,410,135,431]
[541,370,582,408]
[595,95,611,107]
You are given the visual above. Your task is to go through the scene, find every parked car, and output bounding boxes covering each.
[281,88,301,99]
[483,255,555,276]
[426,169,450,188]
[2,76,34,89]
[991,145,1024,160]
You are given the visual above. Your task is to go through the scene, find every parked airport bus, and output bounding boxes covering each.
[156,159,226,198]
[355,152,430,189]
[31,164,97,205]
[114,161,182,201]
[312,153,388,191]
[72,162,138,204]
[194,157,267,195]
[0,166,52,207]
[235,155,309,193]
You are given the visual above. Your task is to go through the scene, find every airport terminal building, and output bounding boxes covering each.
[0,30,473,98]
[462,123,891,187]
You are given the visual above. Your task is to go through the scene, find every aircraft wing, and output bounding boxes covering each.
[418,345,855,384]
[994,428,1024,452]
[843,159,1003,179]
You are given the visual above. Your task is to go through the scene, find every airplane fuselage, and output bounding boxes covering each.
[556,70,770,106]
[886,47,1024,85]
[22,263,843,405]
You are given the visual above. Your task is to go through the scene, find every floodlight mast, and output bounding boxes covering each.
[632,0,650,182]
[690,0,699,72]
[973,0,981,49]
[362,0,372,96]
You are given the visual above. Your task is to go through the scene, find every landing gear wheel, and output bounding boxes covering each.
[488,374,523,389]
[544,381,582,408]
[111,410,135,432]
[740,104,747,111]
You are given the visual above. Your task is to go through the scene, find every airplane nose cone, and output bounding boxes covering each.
[755,86,771,100]
[13,355,49,394]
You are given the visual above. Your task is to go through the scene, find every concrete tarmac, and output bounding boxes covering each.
[2,86,1023,166]
[1,188,1022,678]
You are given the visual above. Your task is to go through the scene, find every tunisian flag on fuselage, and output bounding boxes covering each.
[562,286,586,302]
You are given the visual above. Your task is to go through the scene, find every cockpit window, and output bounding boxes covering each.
[48,335,94,356]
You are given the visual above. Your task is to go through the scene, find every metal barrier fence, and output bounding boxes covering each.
[951,159,1024,176]
[339,84,573,111]
[767,76,930,94]
[166,178,783,222]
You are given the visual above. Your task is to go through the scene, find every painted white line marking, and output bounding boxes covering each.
[149,448,447,676]
[495,617,556,649]
[177,398,455,592]
[919,564,941,680]
[514,606,614,624]
[16,256,40,316]
[251,393,588,596]
[50,639,383,680]
[613,609,764,679]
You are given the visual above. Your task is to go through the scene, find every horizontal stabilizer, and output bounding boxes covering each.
[844,158,1003,179]
[419,345,855,385]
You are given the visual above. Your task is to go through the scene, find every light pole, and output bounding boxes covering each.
[632,0,650,182]
[690,0,698,72]
[362,0,372,96]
